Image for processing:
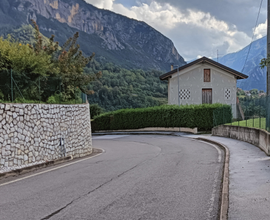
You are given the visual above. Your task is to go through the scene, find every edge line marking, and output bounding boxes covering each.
[0,149,105,187]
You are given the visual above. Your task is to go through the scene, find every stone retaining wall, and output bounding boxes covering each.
[212,125,270,156]
[0,103,92,170]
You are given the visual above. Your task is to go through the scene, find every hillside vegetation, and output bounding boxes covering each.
[85,61,168,111]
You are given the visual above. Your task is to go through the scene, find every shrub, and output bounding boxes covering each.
[92,104,232,132]
[47,95,57,104]
[90,103,103,119]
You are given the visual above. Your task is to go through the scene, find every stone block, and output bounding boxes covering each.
[24,155,28,161]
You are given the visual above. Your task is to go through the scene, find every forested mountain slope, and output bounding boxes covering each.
[85,61,168,111]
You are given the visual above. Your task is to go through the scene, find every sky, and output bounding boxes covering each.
[84,0,267,61]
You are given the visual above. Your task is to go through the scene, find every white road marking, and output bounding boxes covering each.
[0,149,105,188]
[92,135,129,140]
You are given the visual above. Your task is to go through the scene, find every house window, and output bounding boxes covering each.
[204,69,211,82]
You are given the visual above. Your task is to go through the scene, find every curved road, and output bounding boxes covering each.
[0,135,224,220]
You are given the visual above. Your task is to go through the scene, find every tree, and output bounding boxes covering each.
[250,89,259,95]
[31,20,101,100]
[0,36,53,76]
[260,56,270,69]
[0,36,56,101]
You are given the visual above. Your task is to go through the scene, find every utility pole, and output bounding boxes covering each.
[266,0,270,96]
[217,50,223,63]
[267,0,270,131]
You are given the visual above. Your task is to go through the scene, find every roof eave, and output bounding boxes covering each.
[159,58,248,80]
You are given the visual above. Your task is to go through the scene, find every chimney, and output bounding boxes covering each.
[171,64,174,71]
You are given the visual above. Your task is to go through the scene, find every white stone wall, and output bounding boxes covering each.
[0,103,92,170]
[168,63,238,118]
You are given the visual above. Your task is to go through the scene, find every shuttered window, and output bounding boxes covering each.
[204,69,211,82]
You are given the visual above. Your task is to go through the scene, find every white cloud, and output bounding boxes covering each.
[113,3,138,19]
[254,20,267,39]
[84,0,114,10]
[129,2,252,60]
[130,2,181,29]
[85,0,138,19]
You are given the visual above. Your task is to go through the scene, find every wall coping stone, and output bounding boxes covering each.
[212,125,270,156]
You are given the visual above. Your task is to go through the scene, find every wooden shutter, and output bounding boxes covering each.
[204,69,211,82]
[202,89,212,104]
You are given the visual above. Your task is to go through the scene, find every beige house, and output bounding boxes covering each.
[159,57,248,118]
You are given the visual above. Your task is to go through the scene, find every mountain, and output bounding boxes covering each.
[0,0,186,71]
[216,36,266,91]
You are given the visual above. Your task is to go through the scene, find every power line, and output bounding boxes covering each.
[241,0,264,73]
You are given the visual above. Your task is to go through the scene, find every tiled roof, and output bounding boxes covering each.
[159,56,249,80]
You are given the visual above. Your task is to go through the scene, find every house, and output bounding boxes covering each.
[159,56,248,118]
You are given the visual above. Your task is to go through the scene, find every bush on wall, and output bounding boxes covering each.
[91,104,232,131]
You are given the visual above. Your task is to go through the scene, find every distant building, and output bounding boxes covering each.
[244,91,251,96]
[159,56,248,118]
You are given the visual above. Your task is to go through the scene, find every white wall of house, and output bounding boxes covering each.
[168,63,238,118]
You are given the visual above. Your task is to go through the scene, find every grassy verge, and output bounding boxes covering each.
[225,117,266,130]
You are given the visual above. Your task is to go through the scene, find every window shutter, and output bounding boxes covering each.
[204,69,211,82]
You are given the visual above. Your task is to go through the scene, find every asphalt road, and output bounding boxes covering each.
[0,135,224,220]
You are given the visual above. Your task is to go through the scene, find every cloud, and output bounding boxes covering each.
[130,2,181,29]
[254,20,267,39]
[113,3,138,19]
[130,2,252,60]
[85,0,138,19]
[154,0,267,35]
[84,0,114,10]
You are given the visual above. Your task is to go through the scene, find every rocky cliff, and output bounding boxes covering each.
[0,0,186,70]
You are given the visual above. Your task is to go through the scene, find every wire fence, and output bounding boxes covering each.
[214,95,270,132]
[0,70,87,104]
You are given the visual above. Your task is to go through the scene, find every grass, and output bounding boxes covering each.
[225,117,266,130]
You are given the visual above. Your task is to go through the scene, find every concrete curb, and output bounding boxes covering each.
[92,132,187,137]
[95,127,198,134]
[0,148,103,180]
[196,138,229,220]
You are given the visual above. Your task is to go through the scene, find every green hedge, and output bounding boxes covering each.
[91,104,232,131]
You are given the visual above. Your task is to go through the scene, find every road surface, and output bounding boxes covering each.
[0,135,224,220]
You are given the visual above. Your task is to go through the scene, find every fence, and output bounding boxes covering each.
[214,95,270,132]
[0,69,87,104]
